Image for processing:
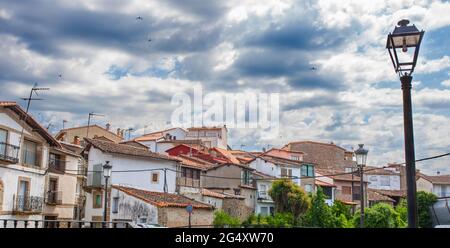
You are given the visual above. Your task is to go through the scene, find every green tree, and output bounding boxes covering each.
[269,179,311,220]
[301,186,337,227]
[331,200,352,220]
[213,210,241,228]
[395,199,407,224]
[417,191,438,228]
[353,203,405,228]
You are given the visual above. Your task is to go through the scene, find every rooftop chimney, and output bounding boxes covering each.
[117,128,121,136]
[106,123,111,131]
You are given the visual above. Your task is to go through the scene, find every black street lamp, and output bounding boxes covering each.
[354,144,368,228]
[102,161,112,227]
[386,19,424,228]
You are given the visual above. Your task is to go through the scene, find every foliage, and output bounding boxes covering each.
[395,199,407,224]
[353,203,406,228]
[243,212,295,227]
[331,200,352,220]
[301,187,338,227]
[269,179,311,219]
[417,191,438,228]
[213,210,240,228]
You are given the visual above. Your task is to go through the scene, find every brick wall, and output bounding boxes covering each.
[158,207,214,227]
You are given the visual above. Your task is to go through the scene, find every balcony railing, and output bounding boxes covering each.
[45,191,62,205]
[86,171,105,187]
[48,158,66,173]
[13,195,44,213]
[177,177,201,188]
[257,191,271,200]
[0,219,132,228]
[0,142,20,164]
[77,164,87,177]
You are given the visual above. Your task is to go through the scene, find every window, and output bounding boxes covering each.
[342,186,351,195]
[280,168,292,178]
[305,184,313,193]
[151,172,159,183]
[233,188,241,195]
[345,167,354,173]
[93,191,102,208]
[21,139,39,166]
[0,129,7,158]
[241,170,252,185]
[291,155,300,161]
[260,207,268,216]
[112,197,119,213]
[301,164,314,177]
[323,187,333,199]
[193,170,200,180]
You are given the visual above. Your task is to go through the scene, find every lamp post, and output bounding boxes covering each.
[354,144,368,228]
[386,19,424,228]
[102,161,112,227]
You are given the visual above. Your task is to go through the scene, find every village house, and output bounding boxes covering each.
[252,170,275,216]
[133,127,188,152]
[0,102,78,227]
[185,126,228,149]
[81,138,182,225]
[282,141,355,170]
[110,185,214,227]
[314,171,336,206]
[55,124,124,146]
[417,172,450,197]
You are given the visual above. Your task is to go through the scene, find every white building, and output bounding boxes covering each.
[0,101,65,227]
[417,173,450,197]
[133,128,187,152]
[364,166,401,190]
[252,171,275,216]
[248,154,302,186]
[82,138,182,223]
[185,126,228,149]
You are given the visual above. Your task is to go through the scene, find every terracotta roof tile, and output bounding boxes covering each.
[113,185,213,209]
[368,189,395,202]
[426,175,450,185]
[201,188,226,199]
[176,154,214,170]
[84,138,179,162]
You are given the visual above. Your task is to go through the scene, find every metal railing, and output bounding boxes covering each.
[86,171,104,187]
[48,158,66,173]
[13,195,44,213]
[0,219,132,228]
[257,191,271,200]
[45,191,62,205]
[0,142,20,163]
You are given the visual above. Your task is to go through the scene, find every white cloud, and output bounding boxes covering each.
[442,79,450,87]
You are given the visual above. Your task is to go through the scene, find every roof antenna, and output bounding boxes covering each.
[86,112,105,138]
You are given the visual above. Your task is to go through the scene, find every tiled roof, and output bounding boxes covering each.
[212,147,241,164]
[257,154,305,167]
[426,175,450,185]
[368,189,395,202]
[176,154,214,170]
[113,185,213,209]
[84,138,179,162]
[201,188,226,199]
[56,124,123,139]
[207,162,254,171]
[1,101,61,148]
[134,132,165,142]
[252,170,276,179]
[316,168,366,182]
[365,166,399,175]
[315,179,336,187]
[371,189,407,197]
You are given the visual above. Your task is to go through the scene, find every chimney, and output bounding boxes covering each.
[437,171,441,175]
[262,147,266,152]
[73,136,80,145]
[117,128,121,136]
[106,123,111,131]
[120,130,124,138]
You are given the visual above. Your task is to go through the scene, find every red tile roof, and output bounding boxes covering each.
[201,188,226,199]
[176,154,214,170]
[315,179,336,187]
[113,185,213,209]
[425,175,450,185]
[371,189,407,197]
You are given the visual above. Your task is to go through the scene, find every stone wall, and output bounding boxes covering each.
[222,198,253,222]
[158,207,214,227]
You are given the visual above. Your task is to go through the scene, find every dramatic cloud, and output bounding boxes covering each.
[0,0,449,173]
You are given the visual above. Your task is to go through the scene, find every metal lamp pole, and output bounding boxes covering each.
[386,19,424,228]
[354,144,368,228]
[102,161,112,227]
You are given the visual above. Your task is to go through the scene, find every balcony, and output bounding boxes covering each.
[257,191,272,201]
[13,195,44,214]
[0,142,20,164]
[48,158,66,174]
[77,163,87,177]
[45,191,62,205]
[86,171,105,188]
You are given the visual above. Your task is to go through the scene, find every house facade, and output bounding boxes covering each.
[0,102,64,227]
[55,124,124,145]
[417,173,450,197]
[110,185,214,227]
[82,138,181,223]
[185,126,228,149]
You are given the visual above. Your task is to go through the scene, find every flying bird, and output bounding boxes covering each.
[136,16,143,20]
[58,74,62,78]
[148,38,152,42]
[310,67,317,71]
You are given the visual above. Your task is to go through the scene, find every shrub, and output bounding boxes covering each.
[213,210,241,228]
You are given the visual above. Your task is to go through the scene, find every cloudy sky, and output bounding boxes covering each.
[1,0,449,174]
